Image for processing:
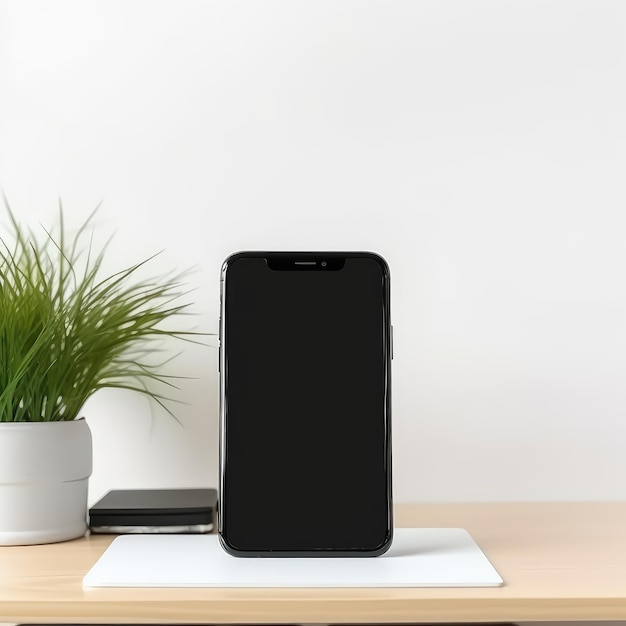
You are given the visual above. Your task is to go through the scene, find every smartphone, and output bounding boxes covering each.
[219,252,392,556]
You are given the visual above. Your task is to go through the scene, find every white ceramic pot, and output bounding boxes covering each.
[0,418,92,545]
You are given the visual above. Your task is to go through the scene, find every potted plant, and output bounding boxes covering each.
[0,202,200,545]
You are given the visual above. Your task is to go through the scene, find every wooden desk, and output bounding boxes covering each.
[1,502,625,624]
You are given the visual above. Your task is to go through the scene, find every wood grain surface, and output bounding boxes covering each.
[1,502,625,624]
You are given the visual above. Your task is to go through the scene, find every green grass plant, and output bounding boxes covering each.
[0,201,201,422]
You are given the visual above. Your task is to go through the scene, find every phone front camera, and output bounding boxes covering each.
[320,261,328,267]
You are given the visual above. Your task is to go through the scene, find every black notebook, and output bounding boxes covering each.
[89,488,217,534]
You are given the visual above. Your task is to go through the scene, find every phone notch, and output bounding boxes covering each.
[266,256,345,271]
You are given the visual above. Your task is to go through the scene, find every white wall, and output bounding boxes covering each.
[1,0,626,504]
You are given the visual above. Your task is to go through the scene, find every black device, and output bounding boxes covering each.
[89,488,217,534]
[219,252,392,556]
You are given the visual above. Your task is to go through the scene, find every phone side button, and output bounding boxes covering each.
[391,324,394,360]
[218,345,221,372]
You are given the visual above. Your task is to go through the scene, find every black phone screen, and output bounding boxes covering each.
[219,252,392,555]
